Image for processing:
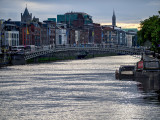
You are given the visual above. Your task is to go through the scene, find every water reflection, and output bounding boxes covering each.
[0,56,160,120]
[135,71,160,103]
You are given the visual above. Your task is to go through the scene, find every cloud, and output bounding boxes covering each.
[26,1,71,12]
[147,0,160,6]
[101,22,140,29]
[0,0,159,28]
[24,1,73,21]
[0,0,25,20]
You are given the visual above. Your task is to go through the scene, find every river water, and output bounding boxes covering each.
[0,55,160,120]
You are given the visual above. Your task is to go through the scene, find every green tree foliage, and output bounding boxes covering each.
[138,11,160,53]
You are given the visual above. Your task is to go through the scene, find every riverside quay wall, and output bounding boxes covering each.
[7,50,117,65]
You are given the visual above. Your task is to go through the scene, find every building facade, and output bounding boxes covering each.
[93,23,102,44]
[21,22,41,46]
[67,29,76,45]
[123,29,138,47]
[3,24,19,47]
[101,11,128,46]
[0,20,4,53]
[0,7,139,52]
[57,12,93,29]
[43,19,56,47]
[40,23,48,46]
[56,23,67,46]
[4,31,19,46]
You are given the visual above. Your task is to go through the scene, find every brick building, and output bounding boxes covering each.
[93,23,102,44]
[21,23,41,46]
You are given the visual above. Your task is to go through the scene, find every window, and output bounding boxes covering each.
[6,33,8,38]
[14,34,16,38]
[8,33,12,38]
[12,33,14,38]
[17,40,19,46]
[59,35,62,44]
[12,40,14,46]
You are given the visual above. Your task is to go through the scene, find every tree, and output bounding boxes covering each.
[138,11,160,53]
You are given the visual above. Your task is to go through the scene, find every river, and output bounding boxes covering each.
[0,55,160,120]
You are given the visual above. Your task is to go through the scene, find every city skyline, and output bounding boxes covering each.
[0,0,160,29]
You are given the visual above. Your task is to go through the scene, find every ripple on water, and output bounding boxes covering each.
[0,56,160,120]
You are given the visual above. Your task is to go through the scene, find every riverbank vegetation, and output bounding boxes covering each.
[138,11,160,53]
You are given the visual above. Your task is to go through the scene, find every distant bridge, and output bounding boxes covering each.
[24,46,148,61]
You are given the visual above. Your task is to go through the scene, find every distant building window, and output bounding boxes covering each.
[12,40,14,46]
[59,35,62,44]
[6,33,8,38]
[9,33,11,38]
[14,34,16,38]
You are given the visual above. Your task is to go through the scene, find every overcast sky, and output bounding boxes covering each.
[0,0,160,28]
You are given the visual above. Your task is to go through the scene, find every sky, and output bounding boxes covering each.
[0,0,160,29]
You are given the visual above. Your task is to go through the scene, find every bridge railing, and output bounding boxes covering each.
[24,45,148,60]
[24,44,146,53]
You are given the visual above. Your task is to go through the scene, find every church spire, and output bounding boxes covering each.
[21,5,32,22]
[112,9,116,27]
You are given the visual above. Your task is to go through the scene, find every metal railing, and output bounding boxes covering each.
[24,45,147,60]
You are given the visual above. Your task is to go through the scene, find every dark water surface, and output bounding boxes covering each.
[0,55,160,120]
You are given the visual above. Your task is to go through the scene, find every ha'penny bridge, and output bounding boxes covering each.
[11,45,150,65]
[24,46,147,60]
